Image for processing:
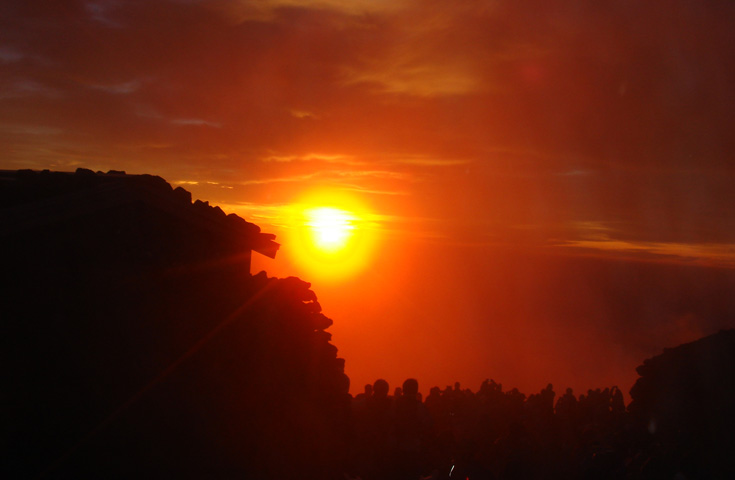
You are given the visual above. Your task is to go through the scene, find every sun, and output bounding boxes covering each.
[285,190,378,281]
[305,207,355,254]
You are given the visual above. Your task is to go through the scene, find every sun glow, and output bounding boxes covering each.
[305,207,355,253]
[286,191,378,281]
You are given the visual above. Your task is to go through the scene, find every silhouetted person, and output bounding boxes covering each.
[352,383,373,415]
[392,378,430,480]
[361,379,393,479]
[555,387,578,419]
[540,383,555,416]
[610,386,625,417]
[356,383,373,402]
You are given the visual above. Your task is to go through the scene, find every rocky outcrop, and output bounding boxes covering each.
[628,329,735,477]
[2,169,346,479]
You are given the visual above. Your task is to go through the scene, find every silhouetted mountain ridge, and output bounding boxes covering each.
[2,169,347,478]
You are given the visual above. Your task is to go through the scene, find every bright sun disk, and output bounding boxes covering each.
[285,190,379,281]
[305,207,355,253]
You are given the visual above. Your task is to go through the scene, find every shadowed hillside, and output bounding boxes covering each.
[2,169,349,479]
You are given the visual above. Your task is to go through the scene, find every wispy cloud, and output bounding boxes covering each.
[289,109,319,119]
[234,168,408,190]
[267,0,402,13]
[171,118,222,128]
[217,201,295,228]
[559,238,735,268]
[557,169,592,177]
[570,220,618,240]
[85,0,124,27]
[237,173,320,186]
[215,0,406,23]
[342,62,480,97]
[262,153,359,164]
[387,155,472,167]
[0,124,63,135]
[331,183,408,196]
[332,169,408,180]
[260,153,469,171]
[88,80,141,95]
[0,46,25,63]
[132,107,222,128]
[0,80,61,99]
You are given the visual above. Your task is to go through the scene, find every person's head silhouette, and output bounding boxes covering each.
[402,378,419,397]
[373,379,389,398]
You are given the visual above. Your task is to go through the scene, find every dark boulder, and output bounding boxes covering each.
[629,329,735,477]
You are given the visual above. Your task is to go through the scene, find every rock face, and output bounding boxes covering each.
[2,169,348,479]
[629,329,735,477]
[0,168,279,270]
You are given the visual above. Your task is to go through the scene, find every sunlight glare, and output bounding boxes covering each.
[305,207,355,253]
[285,190,379,281]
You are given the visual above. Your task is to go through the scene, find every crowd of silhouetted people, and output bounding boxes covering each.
[339,378,632,479]
[334,362,735,480]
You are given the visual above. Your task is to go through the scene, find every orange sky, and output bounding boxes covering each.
[3,0,735,396]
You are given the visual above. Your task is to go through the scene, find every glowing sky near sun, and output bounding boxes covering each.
[3,0,735,395]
